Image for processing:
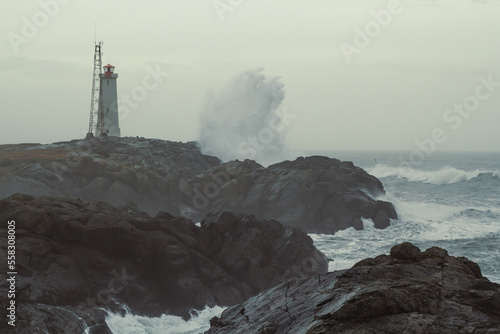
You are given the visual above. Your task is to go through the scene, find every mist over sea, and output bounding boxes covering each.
[104,149,500,333]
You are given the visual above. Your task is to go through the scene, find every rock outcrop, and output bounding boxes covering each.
[0,138,220,215]
[0,194,327,334]
[206,242,500,334]
[181,156,397,233]
[0,137,396,234]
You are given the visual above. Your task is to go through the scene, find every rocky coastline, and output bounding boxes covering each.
[2,137,496,334]
[0,137,397,234]
[206,242,500,334]
[0,194,328,333]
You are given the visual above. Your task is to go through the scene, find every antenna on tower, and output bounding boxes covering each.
[86,41,106,139]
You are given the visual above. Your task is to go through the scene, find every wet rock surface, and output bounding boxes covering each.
[0,138,396,234]
[0,194,327,334]
[186,156,397,233]
[0,138,221,216]
[205,242,500,334]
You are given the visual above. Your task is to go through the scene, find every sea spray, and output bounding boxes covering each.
[367,164,500,185]
[198,68,296,166]
[105,305,225,334]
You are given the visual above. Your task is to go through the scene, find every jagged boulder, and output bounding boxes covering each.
[0,194,327,334]
[206,243,500,334]
[0,138,221,215]
[180,156,397,233]
[0,138,397,234]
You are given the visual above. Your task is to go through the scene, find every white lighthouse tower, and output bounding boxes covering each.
[97,64,120,137]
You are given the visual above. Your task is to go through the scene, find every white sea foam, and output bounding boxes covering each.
[361,218,375,230]
[105,306,225,334]
[311,198,500,281]
[367,164,500,185]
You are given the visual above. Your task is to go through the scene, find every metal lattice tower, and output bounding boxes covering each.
[86,42,106,139]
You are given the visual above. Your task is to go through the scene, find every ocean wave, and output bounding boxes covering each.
[456,208,499,220]
[105,305,225,334]
[310,202,500,276]
[367,164,500,185]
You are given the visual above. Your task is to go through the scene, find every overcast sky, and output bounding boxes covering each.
[1,0,499,152]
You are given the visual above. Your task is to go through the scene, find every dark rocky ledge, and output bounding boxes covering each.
[188,156,397,233]
[0,194,327,334]
[206,242,500,334]
[0,138,397,234]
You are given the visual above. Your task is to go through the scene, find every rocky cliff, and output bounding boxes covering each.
[0,137,396,234]
[182,156,397,233]
[206,242,500,334]
[0,194,327,334]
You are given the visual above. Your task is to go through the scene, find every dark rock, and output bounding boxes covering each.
[0,138,221,216]
[197,212,328,300]
[390,242,421,260]
[0,138,397,234]
[182,156,397,233]
[0,157,13,166]
[11,304,112,334]
[205,242,500,334]
[0,195,327,333]
[209,316,222,328]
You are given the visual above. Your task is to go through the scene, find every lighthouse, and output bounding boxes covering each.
[97,64,120,137]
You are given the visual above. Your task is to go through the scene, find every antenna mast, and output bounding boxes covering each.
[86,42,106,139]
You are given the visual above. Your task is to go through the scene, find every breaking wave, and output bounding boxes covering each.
[105,306,225,334]
[198,68,297,166]
[367,164,500,185]
[311,200,500,282]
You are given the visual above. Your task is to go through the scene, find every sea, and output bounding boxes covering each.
[103,150,500,334]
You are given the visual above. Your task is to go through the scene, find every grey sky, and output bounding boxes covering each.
[1,0,499,152]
